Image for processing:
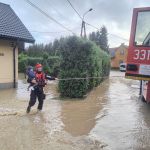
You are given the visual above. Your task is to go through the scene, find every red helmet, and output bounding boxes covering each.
[35,63,43,72]
[35,63,42,69]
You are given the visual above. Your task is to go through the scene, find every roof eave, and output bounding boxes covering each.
[18,37,35,43]
[0,35,35,43]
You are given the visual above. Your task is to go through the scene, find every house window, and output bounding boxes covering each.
[120,49,124,55]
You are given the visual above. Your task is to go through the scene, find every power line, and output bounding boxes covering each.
[45,0,68,20]
[29,26,81,34]
[66,0,89,37]
[25,0,128,42]
[65,0,129,42]
[86,22,129,42]
[30,30,67,34]
[85,22,98,30]
[86,23,129,41]
[108,33,129,42]
[66,0,82,20]
[53,75,126,81]
[24,0,75,34]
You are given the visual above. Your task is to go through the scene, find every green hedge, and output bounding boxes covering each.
[58,36,110,98]
[18,54,60,76]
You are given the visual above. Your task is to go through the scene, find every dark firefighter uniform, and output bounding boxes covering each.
[26,63,55,113]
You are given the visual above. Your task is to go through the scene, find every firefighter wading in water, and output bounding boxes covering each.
[26,63,55,113]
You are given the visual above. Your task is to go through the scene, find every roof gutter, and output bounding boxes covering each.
[13,42,17,88]
[0,35,35,43]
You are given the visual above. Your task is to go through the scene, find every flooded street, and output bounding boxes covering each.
[0,71,150,150]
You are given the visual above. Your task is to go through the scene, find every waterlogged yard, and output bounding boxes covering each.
[0,71,150,150]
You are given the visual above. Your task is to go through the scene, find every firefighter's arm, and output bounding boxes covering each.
[45,75,56,80]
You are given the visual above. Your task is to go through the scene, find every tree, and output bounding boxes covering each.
[99,26,108,53]
[52,39,60,56]
[45,43,53,55]
[89,26,109,53]
[27,44,44,57]
[89,32,96,42]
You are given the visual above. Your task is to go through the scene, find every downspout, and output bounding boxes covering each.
[13,43,17,88]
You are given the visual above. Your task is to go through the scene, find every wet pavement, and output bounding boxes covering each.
[0,71,150,150]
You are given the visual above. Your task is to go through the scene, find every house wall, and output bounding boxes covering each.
[111,45,128,68]
[0,39,18,89]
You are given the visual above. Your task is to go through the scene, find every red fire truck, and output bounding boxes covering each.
[125,7,150,102]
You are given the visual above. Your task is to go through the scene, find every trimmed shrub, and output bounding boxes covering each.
[18,53,28,73]
[18,54,60,76]
[59,36,110,98]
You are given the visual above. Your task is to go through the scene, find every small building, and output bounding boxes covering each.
[109,43,128,69]
[0,3,35,89]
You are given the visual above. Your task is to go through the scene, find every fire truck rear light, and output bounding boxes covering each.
[127,64,138,71]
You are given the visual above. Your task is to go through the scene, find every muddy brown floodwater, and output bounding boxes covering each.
[0,71,150,150]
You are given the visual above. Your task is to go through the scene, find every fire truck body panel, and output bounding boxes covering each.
[125,7,150,102]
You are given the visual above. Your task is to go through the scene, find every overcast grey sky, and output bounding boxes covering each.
[0,0,150,47]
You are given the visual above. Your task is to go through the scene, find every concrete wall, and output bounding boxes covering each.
[0,39,18,89]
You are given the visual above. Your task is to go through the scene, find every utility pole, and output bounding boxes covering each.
[80,8,93,38]
[80,21,86,38]
[80,21,83,37]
